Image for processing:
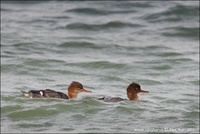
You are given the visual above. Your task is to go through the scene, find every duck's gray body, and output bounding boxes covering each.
[98,96,126,102]
[20,89,69,99]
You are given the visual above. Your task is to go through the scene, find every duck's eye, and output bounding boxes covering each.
[135,87,140,91]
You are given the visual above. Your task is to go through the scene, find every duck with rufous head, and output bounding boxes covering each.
[98,82,149,102]
[21,81,92,99]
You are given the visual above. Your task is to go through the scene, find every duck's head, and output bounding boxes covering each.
[68,81,92,99]
[126,82,149,100]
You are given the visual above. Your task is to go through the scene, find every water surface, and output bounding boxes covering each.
[1,1,199,133]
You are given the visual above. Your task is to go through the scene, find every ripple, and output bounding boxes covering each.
[182,93,199,97]
[1,8,13,12]
[61,127,75,132]
[67,7,109,15]
[46,69,86,76]
[183,111,200,121]
[17,122,53,128]
[151,65,172,71]
[189,80,199,86]
[8,108,58,120]
[58,41,101,49]
[66,21,142,31]
[78,61,126,69]
[113,105,134,114]
[52,16,70,19]
[1,105,22,115]
[22,58,65,70]
[137,79,162,85]
[1,64,24,73]
[84,107,104,115]
[101,75,125,82]
[17,18,57,25]
[166,58,194,63]
[113,1,153,8]
[67,7,136,15]
[144,45,172,51]
[143,4,199,23]
[162,27,199,40]
[71,114,87,120]
[164,5,199,17]
[157,52,183,57]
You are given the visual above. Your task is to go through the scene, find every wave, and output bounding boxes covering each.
[66,7,136,16]
[143,4,199,23]
[72,61,126,70]
[67,7,109,15]
[58,41,101,49]
[161,27,199,40]
[66,21,142,31]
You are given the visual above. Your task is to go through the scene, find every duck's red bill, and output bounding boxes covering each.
[80,89,92,93]
[140,89,149,93]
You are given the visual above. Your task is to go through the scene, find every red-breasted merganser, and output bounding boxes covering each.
[21,81,92,99]
[98,82,149,102]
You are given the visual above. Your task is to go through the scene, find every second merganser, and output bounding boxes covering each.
[20,81,92,99]
[98,82,149,102]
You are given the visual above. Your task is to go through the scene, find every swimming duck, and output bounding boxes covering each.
[98,82,149,102]
[21,81,92,99]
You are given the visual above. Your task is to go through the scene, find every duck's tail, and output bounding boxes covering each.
[97,97,105,100]
[20,90,30,97]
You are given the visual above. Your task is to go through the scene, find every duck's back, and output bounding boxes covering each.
[42,89,69,99]
[21,89,69,99]
[98,96,126,102]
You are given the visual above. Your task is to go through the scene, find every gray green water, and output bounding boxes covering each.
[1,1,199,133]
